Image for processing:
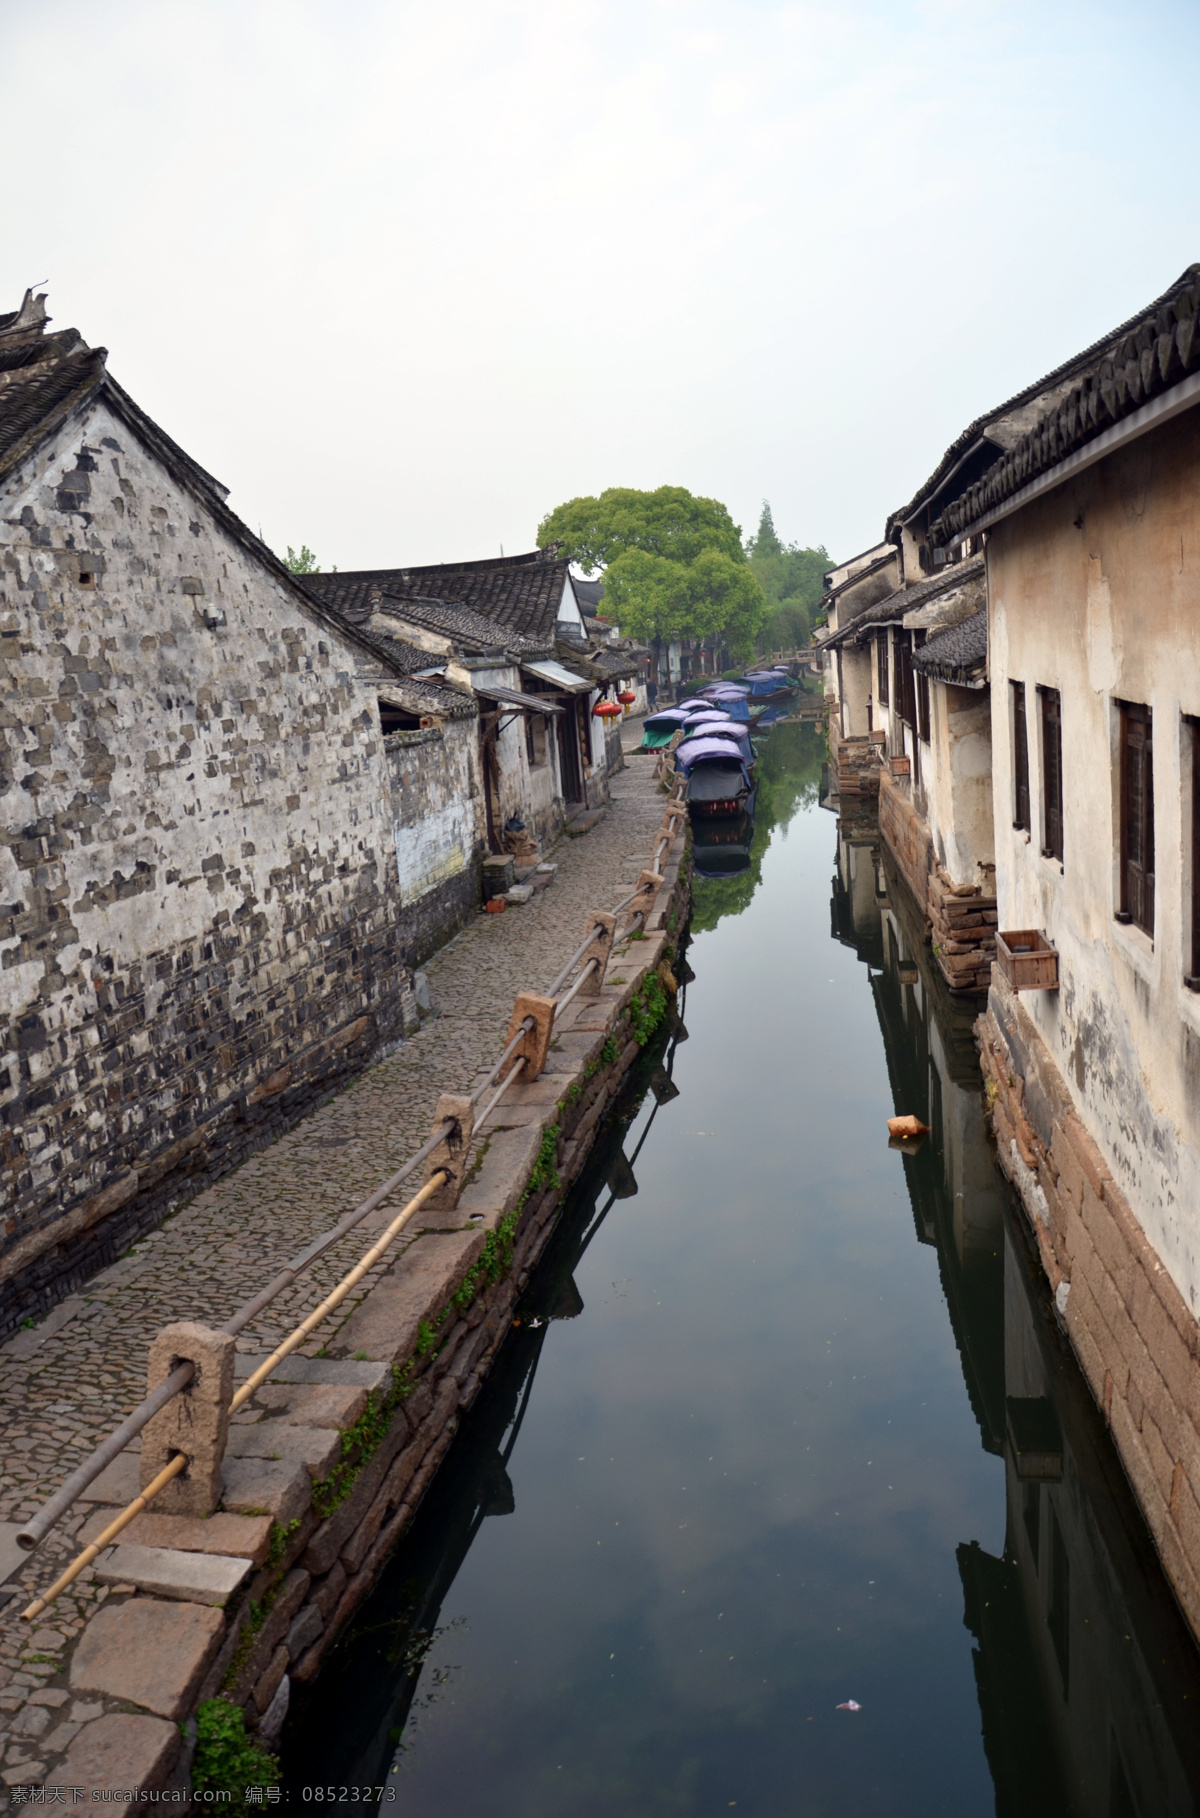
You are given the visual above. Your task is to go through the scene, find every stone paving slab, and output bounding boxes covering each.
[93,1544,253,1607]
[0,726,670,1784]
[69,1597,225,1720]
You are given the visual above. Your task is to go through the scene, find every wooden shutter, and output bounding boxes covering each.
[896,635,915,728]
[1119,701,1154,935]
[877,632,889,706]
[1012,682,1030,830]
[1040,688,1063,862]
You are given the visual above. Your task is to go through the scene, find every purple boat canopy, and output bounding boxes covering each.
[674,737,751,773]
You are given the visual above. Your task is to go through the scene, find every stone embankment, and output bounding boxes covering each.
[0,726,687,1798]
[979,969,1200,1643]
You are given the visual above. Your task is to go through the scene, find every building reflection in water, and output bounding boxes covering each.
[832,815,1200,1818]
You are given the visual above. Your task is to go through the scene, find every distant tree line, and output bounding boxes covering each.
[745,502,830,656]
[538,486,830,663]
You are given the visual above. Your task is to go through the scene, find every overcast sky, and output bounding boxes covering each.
[4,0,1199,569]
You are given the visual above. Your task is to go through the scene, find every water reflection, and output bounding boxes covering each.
[832,819,1200,1817]
[690,720,824,927]
[284,1023,688,1792]
[285,730,1200,1816]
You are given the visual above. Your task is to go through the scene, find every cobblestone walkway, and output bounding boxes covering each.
[0,728,665,1696]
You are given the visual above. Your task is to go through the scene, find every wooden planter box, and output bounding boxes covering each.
[996,928,1059,991]
[868,729,887,747]
[888,755,911,778]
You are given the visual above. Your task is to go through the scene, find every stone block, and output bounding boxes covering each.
[423,1094,475,1213]
[141,1321,236,1518]
[236,1568,311,1694]
[254,1383,368,1430]
[77,1510,273,1565]
[233,1354,391,1390]
[55,1713,181,1795]
[70,1597,224,1720]
[332,1231,484,1364]
[222,1456,311,1524]
[503,884,534,904]
[225,1422,343,1477]
[310,1560,347,1620]
[254,1644,289,1715]
[302,1411,412,1576]
[286,1603,324,1660]
[94,1544,253,1607]
[337,1435,424,1577]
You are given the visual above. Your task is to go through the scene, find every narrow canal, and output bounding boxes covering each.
[285,722,1200,1816]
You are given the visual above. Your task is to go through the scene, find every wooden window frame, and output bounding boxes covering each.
[877,630,889,707]
[1012,681,1030,831]
[1117,700,1154,937]
[1039,686,1064,864]
[1188,717,1200,989]
[915,640,930,744]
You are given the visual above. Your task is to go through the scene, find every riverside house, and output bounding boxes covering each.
[0,291,486,1334]
[926,262,1200,1638]
[305,553,619,828]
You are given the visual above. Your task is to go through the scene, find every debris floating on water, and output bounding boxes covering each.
[887,1115,929,1140]
[836,1700,861,1712]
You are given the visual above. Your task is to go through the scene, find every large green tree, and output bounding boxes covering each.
[538,485,768,659]
[745,501,831,655]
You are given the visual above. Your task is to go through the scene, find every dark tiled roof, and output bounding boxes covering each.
[927,265,1200,549]
[378,672,476,719]
[573,576,605,616]
[301,550,573,644]
[819,549,896,606]
[0,292,422,685]
[580,647,645,682]
[377,592,540,653]
[913,609,987,685]
[889,267,1200,539]
[826,558,984,648]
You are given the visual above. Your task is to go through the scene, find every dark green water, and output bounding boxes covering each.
[285,723,1200,1816]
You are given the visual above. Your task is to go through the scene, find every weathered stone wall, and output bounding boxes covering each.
[386,723,481,965]
[979,966,1200,1645]
[0,400,419,1332]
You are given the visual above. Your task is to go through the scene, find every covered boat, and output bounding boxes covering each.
[638,706,694,750]
[674,734,755,817]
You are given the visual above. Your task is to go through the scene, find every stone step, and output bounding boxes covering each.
[233,1354,390,1390]
[94,1543,253,1607]
[77,1508,272,1564]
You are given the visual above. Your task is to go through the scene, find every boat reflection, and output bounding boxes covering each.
[691,810,755,879]
[833,820,1200,1818]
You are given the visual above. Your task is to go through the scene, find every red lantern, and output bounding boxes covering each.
[617,690,636,704]
[593,700,622,719]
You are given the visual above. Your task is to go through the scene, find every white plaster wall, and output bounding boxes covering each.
[924,684,995,887]
[987,405,1200,1315]
[388,721,479,901]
